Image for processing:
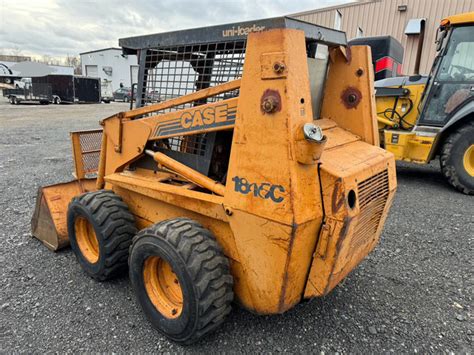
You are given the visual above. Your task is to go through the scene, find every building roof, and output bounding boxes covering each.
[79,47,122,56]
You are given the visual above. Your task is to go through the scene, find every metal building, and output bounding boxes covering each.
[80,48,138,93]
[291,0,474,75]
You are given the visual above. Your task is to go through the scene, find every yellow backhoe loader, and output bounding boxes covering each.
[374,12,474,194]
[31,19,396,344]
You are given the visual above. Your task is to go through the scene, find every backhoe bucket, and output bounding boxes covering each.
[31,128,103,251]
[31,179,97,251]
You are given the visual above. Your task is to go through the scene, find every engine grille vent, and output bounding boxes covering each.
[351,169,390,250]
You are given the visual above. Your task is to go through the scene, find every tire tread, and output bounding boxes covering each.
[131,217,233,344]
[69,190,137,280]
[440,122,474,195]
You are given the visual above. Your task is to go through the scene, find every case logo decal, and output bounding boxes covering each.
[153,102,236,138]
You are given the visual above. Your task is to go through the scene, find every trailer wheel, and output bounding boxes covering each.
[440,122,474,195]
[9,96,17,105]
[129,218,233,344]
[67,190,137,280]
[53,96,61,104]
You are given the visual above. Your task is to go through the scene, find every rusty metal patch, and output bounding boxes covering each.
[261,89,282,114]
[341,87,362,109]
[331,178,345,214]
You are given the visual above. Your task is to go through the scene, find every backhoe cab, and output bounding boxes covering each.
[31,18,397,344]
[374,12,474,194]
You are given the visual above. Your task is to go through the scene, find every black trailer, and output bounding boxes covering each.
[349,36,404,80]
[31,75,101,104]
[32,75,74,103]
[74,76,101,103]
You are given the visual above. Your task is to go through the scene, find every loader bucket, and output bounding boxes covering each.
[31,179,96,251]
[31,129,103,251]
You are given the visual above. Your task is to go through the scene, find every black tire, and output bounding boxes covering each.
[9,96,17,105]
[67,190,137,280]
[129,218,233,344]
[440,122,474,195]
[123,96,129,103]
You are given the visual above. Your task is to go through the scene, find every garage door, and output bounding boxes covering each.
[85,65,98,78]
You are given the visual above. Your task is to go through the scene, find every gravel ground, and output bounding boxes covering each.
[1,98,473,353]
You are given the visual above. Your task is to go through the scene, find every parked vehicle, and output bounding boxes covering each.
[32,19,397,344]
[101,79,113,103]
[372,12,474,194]
[146,90,162,103]
[14,77,32,89]
[113,87,135,102]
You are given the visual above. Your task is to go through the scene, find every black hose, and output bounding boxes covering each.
[377,97,415,130]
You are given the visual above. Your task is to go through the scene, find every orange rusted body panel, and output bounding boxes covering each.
[33,29,396,315]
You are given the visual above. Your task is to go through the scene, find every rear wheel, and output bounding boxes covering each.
[440,122,474,195]
[129,218,233,344]
[67,190,137,280]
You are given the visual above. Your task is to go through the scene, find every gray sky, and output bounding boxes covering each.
[0,0,349,59]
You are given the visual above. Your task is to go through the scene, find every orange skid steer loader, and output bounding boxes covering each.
[31,18,396,344]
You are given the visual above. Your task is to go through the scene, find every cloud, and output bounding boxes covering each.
[0,0,348,58]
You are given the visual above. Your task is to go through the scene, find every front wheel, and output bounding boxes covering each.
[129,218,233,344]
[67,190,137,280]
[440,122,474,195]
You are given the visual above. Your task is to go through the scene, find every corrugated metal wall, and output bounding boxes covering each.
[292,0,474,75]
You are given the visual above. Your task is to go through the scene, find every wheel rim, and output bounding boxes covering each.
[75,216,99,263]
[143,256,183,318]
[463,144,474,177]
